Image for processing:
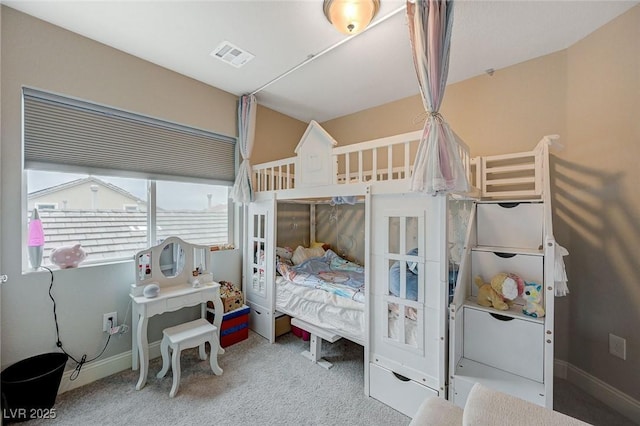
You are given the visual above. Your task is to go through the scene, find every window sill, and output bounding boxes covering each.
[22,258,133,276]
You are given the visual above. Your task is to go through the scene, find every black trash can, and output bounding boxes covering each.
[1,352,68,423]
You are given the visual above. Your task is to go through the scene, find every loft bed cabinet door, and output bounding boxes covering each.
[245,199,276,342]
[369,194,447,392]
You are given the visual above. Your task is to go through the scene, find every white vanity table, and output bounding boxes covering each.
[130,237,224,391]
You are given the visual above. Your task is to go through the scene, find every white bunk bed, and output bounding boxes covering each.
[244,120,558,417]
[245,121,470,417]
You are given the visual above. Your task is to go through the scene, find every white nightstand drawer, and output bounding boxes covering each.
[463,307,543,382]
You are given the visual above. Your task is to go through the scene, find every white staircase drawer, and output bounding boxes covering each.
[477,203,543,249]
[471,251,543,289]
[463,307,543,382]
[369,363,438,417]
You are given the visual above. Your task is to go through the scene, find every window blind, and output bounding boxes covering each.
[23,88,236,183]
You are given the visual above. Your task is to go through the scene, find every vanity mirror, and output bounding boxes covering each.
[159,241,185,278]
[131,236,213,296]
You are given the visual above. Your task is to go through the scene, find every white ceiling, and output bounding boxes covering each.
[5,0,638,123]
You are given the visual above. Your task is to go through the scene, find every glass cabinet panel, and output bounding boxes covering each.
[251,213,267,296]
[383,214,424,351]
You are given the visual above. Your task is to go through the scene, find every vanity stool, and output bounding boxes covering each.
[157,318,223,397]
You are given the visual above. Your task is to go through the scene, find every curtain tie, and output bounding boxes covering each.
[413,110,444,125]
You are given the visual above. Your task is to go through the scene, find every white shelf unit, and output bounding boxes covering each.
[449,139,557,410]
[450,200,554,408]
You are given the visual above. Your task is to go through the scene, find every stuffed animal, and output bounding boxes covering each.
[50,243,87,269]
[474,276,509,310]
[491,272,525,302]
[275,246,293,261]
[523,282,545,318]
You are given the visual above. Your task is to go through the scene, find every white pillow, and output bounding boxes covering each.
[291,245,325,265]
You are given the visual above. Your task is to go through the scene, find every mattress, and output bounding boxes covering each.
[275,277,365,343]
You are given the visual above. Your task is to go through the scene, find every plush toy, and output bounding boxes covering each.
[491,272,525,302]
[275,246,293,260]
[523,282,545,318]
[49,243,87,269]
[474,276,509,310]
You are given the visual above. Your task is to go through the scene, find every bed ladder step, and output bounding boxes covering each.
[290,318,341,370]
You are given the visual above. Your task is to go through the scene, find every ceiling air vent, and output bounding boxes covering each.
[210,41,254,68]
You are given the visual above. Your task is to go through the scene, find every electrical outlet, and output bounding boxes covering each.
[609,333,626,360]
[103,312,117,332]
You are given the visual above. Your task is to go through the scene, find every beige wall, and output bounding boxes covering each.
[563,5,640,400]
[322,50,567,156]
[321,4,639,403]
[253,105,307,164]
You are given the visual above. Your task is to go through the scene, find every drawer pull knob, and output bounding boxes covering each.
[494,252,516,258]
[490,313,514,321]
[393,372,410,382]
[498,202,520,208]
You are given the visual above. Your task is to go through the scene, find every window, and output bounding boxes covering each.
[155,181,229,246]
[34,202,58,210]
[27,170,229,268]
[22,88,235,271]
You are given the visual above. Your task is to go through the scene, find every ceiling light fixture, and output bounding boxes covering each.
[323,0,381,35]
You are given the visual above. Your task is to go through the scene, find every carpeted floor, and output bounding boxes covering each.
[19,330,637,426]
[23,331,407,426]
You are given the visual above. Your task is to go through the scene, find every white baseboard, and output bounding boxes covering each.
[565,362,640,423]
[58,340,162,394]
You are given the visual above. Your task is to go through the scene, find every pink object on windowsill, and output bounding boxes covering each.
[28,208,45,270]
[28,208,44,247]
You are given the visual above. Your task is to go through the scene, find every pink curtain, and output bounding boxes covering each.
[407,0,468,194]
[231,94,257,204]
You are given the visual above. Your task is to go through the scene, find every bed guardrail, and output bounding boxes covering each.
[251,130,568,200]
[332,131,422,184]
[252,156,296,192]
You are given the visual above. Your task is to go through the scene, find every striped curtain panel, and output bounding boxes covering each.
[231,94,257,204]
[407,0,468,194]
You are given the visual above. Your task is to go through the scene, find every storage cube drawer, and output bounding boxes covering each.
[369,363,438,417]
[471,251,543,293]
[477,203,543,249]
[275,313,291,337]
[463,307,543,382]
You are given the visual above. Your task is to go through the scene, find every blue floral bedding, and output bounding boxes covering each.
[276,249,365,303]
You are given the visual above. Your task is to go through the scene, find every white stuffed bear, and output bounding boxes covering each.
[50,243,87,269]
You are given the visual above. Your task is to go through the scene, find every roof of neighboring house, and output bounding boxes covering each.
[28,176,145,204]
[38,209,228,263]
